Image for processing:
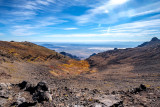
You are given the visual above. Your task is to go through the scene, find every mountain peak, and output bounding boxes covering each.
[151,37,159,42]
[138,37,160,47]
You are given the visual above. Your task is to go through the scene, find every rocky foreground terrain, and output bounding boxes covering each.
[0,37,160,107]
[0,81,160,107]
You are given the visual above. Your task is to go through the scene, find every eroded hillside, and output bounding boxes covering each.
[0,41,93,83]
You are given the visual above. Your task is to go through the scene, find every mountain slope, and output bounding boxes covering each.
[60,52,81,60]
[0,41,93,83]
[138,37,160,47]
[87,37,160,71]
[0,41,69,63]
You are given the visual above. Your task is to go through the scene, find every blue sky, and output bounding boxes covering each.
[0,0,160,42]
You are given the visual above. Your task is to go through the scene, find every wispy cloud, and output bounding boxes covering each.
[34,39,144,42]
[73,0,160,25]
[11,11,36,16]
[44,33,102,37]
[11,17,67,36]
[99,19,160,38]
[74,0,129,24]
[119,1,160,18]
[63,28,78,30]
[16,0,55,10]
[11,25,37,36]
[0,33,4,36]
[44,18,160,41]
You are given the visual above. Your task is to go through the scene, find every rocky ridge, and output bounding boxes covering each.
[87,37,160,70]
[60,52,81,60]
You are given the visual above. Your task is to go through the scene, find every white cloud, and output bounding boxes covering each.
[111,19,160,30]
[12,11,36,16]
[99,19,160,38]
[88,47,114,51]
[43,19,160,40]
[17,0,55,10]
[148,14,160,20]
[118,1,160,18]
[73,0,160,25]
[36,0,50,5]
[109,0,129,5]
[33,39,144,42]
[75,0,129,24]
[88,47,126,51]
[11,16,67,36]
[44,19,160,42]
[0,33,4,36]
[44,33,102,37]
[12,25,37,36]
[12,30,36,36]
[34,17,66,27]
[129,8,160,17]
[63,28,78,30]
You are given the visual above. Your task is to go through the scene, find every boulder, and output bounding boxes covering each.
[33,91,52,103]
[0,83,11,99]
[35,81,49,92]
[129,84,147,94]
[18,81,35,94]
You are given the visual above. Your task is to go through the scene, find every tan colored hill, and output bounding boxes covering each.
[0,41,93,83]
[0,41,68,62]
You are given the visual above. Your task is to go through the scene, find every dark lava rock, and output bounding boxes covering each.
[18,81,29,89]
[139,84,147,90]
[18,81,35,94]
[35,81,49,92]
[18,102,37,107]
[18,81,52,104]
[129,84,147,94]
[33,91,52,103]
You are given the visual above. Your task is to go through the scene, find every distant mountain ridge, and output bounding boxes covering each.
[138,37,160,47]
[87,37,160,71]
[60,52,81,60]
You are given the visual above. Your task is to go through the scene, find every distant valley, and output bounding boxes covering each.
[35,42,142,59]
